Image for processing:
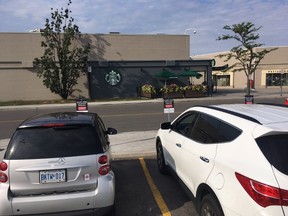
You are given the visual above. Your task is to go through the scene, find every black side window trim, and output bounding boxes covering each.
[173,111,242,144]
[96,117,109,151]
[192,113,242,144]
[171,111,200,137]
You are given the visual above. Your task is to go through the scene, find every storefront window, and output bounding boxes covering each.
[266,73,288,86]
[216,75,230,86]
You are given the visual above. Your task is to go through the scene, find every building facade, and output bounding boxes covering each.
[193,46,288,89]
[0,33,191,101]
[87,59,214,99]
[1,32,286,101]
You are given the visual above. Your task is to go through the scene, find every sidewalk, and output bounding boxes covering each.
[1,87,288,161]
[1,87,288,111]
[109,130,157,160]
[211,86,288,98]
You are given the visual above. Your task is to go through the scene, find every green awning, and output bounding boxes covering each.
[178,70,202,79]
[154,70,178,78]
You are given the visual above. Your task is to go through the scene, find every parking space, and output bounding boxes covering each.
[0,140,198,215]
[112,159,199,216]
[0,124,196,215]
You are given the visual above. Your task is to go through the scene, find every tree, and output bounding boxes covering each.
[217,22,277,96]
[34,0,90,99]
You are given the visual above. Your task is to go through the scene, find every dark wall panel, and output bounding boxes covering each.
[88,60,213,99]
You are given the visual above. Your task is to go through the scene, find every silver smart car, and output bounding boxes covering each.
[0,112,117,216]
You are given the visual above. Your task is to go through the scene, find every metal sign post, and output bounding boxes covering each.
[164,98,174,122]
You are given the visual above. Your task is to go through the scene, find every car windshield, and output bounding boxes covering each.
[256,134,288,175]
[5,125,103,160]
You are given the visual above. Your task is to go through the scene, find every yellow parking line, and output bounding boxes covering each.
[139,158,171,216]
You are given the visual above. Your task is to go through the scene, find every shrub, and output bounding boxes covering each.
[141,84,156,94]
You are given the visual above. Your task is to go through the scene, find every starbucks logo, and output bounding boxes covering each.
[105,70,122,86]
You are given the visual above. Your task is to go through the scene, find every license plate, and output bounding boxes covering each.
[40,169,66,184]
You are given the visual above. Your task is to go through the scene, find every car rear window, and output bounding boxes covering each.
[256,134,288,175]
[5,125,104,160]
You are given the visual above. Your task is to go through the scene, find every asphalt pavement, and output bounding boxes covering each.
[1,87,288,161]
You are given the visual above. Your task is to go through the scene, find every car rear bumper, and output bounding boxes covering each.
[33,206,114,216]
[0,206,114,216]
[0,172,115,216]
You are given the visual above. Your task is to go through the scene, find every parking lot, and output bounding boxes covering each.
[112,159,199,216]
[0,135,199,216]
[0,143,198,216]
[1,89,288,215]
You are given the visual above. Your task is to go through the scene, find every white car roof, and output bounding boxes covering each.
[191,104,288,125]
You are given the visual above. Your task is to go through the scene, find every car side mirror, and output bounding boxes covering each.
[160,122,172,130]
[106,127,117,135]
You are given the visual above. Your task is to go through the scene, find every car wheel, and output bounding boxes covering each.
[156,141,167,174]
[200,194,224,216]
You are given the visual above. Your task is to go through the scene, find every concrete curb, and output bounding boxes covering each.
[1,87,288,111]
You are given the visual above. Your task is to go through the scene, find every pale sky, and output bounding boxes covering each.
[0,0,287,55]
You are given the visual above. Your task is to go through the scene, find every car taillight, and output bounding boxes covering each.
[0,161,7,171]
[98,155,110,175]
[98,165,110,175]
[0,161,8,183]
[98,155,108,164]
[235,172,288,207]
[280,188,288,206]
[0,172,8,183]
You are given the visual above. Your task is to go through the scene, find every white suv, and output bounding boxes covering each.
[156,104,288,216]
[0,112,117,216]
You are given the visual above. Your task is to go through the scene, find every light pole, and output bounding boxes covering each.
[184,28,197,56]
[184,28,197,35]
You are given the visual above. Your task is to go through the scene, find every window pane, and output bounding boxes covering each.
[256,134,288,175]
[6,126,103,159]
[173,112,198,137]
[217,75,230,86]
[218,121,242,142]
[266,73,287,86]
[190,114,219,144]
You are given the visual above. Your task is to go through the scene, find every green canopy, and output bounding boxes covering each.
[155,70,178,86]
[154,70,178,78]
[178,70,202,79]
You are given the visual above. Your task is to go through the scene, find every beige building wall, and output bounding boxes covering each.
[256,46,288,87]
[87,34,189,61]
[0,33,189,101]
[0,69,88,101]
[193,46,288,89]
[3,31,286,100]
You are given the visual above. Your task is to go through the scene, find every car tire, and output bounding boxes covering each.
[156,141,168,174]
[200,194,224,216]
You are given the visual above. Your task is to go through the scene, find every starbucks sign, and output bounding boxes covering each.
[105,70,122,86]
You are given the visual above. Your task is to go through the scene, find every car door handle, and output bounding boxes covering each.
[176,143,182,148]
[200,156,210,163]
